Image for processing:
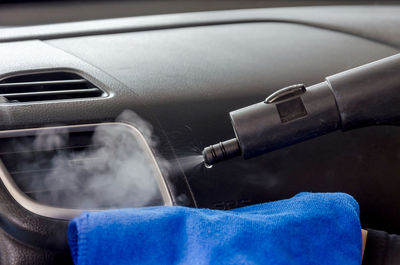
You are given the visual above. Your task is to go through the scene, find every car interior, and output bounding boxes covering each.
[0,0,400,264]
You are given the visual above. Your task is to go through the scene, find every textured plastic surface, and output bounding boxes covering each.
[1,6,400,48]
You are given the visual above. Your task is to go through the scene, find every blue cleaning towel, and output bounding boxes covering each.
[68,192,362,265]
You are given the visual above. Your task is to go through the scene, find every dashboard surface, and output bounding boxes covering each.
[0,5,399,264]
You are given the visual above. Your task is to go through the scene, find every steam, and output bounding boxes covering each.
[12,110,169,209]
[176,155,205,171]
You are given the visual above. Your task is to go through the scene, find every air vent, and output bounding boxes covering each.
[0,72,104,102]
[0,123,172,219]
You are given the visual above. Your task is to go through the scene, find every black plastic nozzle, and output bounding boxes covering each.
[202,54,400,167]
[202,138,241,166]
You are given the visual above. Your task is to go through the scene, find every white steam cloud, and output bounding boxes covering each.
[10,110,169,209]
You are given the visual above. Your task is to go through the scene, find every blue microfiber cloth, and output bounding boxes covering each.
[68,192,362,265]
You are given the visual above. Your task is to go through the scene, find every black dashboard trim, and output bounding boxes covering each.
[1,6,400,49]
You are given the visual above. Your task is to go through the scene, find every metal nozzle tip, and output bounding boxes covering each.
[202,138,241,167]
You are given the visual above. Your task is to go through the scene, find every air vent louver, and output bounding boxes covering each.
[0,72,104,102]
[0,124,171,218]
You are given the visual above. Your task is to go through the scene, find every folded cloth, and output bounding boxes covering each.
[68,192,362,265]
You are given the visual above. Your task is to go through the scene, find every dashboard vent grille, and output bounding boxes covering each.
[0,72,104,102]
[0,124,168,212]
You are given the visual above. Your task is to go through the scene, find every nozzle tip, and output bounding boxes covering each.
[204,162,213,169]
[202,138,241,167]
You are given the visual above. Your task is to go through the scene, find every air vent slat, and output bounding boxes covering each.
[0,72,82,84]
[0,72,104,102]
[0,79,88,88]
[3,88,101,98]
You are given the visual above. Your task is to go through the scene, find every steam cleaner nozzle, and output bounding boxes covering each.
[202,138,241,166]
[201,54,400,167]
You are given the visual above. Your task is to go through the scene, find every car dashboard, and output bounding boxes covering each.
[0,5,400,264]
